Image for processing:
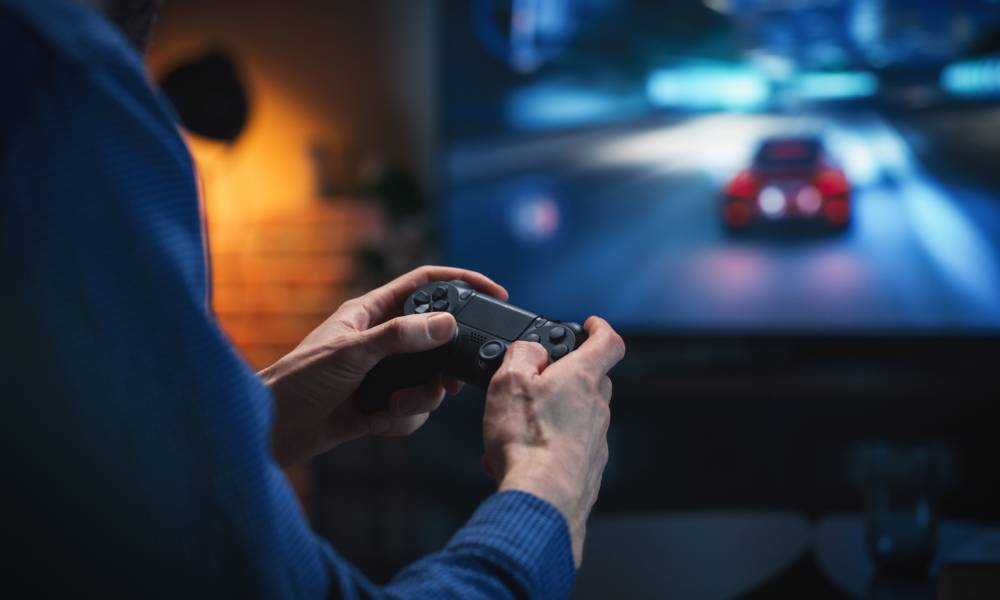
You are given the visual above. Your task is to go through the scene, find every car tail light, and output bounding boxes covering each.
[814,168,849,198]
[725,170,758,198]
[724,201,751,227]
[824,198,850,225]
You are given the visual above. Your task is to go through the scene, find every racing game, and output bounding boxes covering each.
[441,0,1000,331]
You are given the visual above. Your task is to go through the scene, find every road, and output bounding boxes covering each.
[444,112,1000,331]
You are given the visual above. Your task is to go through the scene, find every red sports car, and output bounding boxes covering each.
[722,136,852,232]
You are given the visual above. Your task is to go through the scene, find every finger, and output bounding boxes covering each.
[389,381,446,416]
[489,341,549,392]
[353,266,508,327]
[361,312,457,365]
[367,411,394,436]
[546,316,625,378]
[442,374,464,396]
[379,412,430,437]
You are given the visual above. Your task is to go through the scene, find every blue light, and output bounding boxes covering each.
[792,71,879,100]
[506,84,645,131]
[646,65,770,111]
[941,56,1000,97]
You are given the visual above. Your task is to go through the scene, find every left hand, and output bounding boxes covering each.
[259,266,508,467]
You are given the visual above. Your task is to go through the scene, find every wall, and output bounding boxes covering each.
[146,0,437,369]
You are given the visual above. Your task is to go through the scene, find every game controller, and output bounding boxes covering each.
[357,280,586,414]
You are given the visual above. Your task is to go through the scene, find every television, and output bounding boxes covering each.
[439,0,1000,334]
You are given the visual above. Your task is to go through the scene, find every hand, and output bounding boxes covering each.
[482,317,625,568]
[260,266,508,466]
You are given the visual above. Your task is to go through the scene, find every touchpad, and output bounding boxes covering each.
[456,295,535,341]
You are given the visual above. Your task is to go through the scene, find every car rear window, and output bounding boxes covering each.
[753,140,821,168]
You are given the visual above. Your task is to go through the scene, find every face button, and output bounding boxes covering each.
[432,299,450,312]
[432,286,448,300]
[523,332,540,343]
[414,290,430,305]
[479,340,506,361]
[551,344,568,359]
[414,303,430,314]
[548,326,566,343]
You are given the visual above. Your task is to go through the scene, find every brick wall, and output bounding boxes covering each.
[145,0,401,370]
[207,201,379,370]
[143,0,435,520]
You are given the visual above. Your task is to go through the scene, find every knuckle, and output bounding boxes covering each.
[506,367,532,388]
[490,364,528,393]
[338,297,368,319]
[492,363,513,384]
[513,340,546,359]
[386,318,407,342]
[590,317,610,333]
[614,333,626,358]
[372,318,410,352]
[508,340,529,352]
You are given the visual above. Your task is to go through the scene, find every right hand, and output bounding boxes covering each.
[482,317,626,569]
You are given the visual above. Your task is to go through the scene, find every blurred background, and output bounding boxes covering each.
[147,1,1000,598]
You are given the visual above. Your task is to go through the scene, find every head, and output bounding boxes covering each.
[77,0,165,53]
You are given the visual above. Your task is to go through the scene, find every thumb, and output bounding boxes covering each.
[361,312,457,363]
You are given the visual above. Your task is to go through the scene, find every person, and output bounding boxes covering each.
[0,0,626,597]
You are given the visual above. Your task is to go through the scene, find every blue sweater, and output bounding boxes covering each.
[0,0,575,597]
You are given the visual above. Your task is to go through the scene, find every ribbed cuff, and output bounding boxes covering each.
[447,491,576,599]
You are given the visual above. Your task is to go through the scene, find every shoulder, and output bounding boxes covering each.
[0,0,189,173]
[0,0,142,70]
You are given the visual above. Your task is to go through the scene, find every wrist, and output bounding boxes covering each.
[258,352,330,466]
[497,450,588,567]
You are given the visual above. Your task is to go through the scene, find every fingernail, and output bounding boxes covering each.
[427,313,455,341]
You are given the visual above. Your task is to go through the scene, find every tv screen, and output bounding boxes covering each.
[440,0,1000,332]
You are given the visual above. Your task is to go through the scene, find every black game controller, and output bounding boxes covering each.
[357,280,586,414]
